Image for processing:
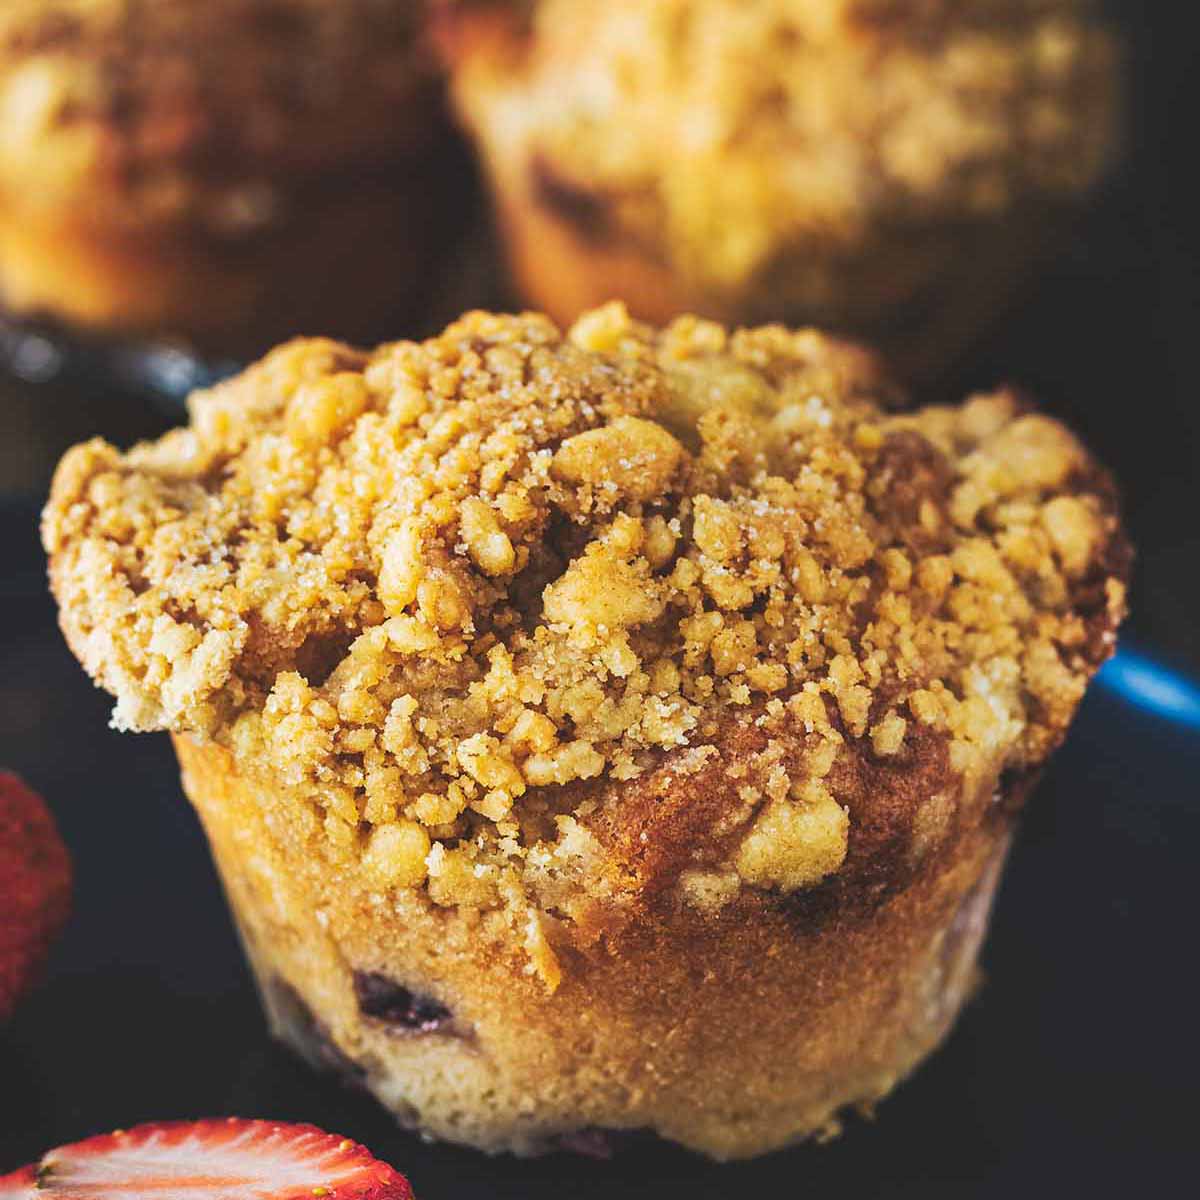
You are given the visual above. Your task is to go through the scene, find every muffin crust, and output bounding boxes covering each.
[44,304,1128,989]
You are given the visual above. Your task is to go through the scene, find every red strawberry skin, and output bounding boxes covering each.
[0,772,72,1021]
[31,1119,413,1199]
[0,1164,36,1198]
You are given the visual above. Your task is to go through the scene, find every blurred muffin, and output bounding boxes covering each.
[0,0,461,358]
[45,304,1128,1158]
[440,0,1121,380]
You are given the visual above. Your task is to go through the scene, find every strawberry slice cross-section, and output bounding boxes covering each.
[0,1165,35,1198]
[3,1119,413,1199]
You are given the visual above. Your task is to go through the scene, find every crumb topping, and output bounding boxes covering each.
[452,0,1118,293]
[0,0,436,234]
[45,304,1126,980]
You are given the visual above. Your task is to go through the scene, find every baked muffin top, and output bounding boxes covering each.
[0,0,437,235]
[447,0,1119,292]
[44,305,1127,982]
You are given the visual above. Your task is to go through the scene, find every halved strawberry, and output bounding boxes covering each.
[27,1119,413,1199]
[0,1164,35,1198]
[0,772,72,1021]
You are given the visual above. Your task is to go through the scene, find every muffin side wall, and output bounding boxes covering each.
[175,732,1013,1160]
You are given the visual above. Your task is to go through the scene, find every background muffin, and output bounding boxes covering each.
[44,305,1128,1158]
[0,0,462,358]
[440,0,1121,381]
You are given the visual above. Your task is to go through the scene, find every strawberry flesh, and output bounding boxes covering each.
[0,772,72,1021]
[0,1164,36,1198]
[28,1119,412,1199]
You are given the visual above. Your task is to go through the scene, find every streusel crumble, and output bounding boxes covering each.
[45,304,1126,983]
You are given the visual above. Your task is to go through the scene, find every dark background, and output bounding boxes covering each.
[1,2,1197,1193]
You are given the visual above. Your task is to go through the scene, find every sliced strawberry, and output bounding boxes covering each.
[31,1119,413,1199]
[0,1164,36,1198]
[0,772,72,1021]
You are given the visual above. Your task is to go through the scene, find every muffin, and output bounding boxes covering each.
[439,0,1121,381]
[0,0,460,359]
[44,304,1128,1159]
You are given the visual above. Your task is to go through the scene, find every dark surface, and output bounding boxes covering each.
[1,3,1197,1192]
[0,499,1196,1195]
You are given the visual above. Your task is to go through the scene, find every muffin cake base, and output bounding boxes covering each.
[175,733,1013,1160]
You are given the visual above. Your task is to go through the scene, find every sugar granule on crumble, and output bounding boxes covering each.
[44,303,1127,981]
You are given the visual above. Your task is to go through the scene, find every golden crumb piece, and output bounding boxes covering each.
[735,792,851,892]
[678,868,742,915]
[363,821,432,890]
[459,498,518,577]
[871,712,908,757]
[552,416,685,503]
